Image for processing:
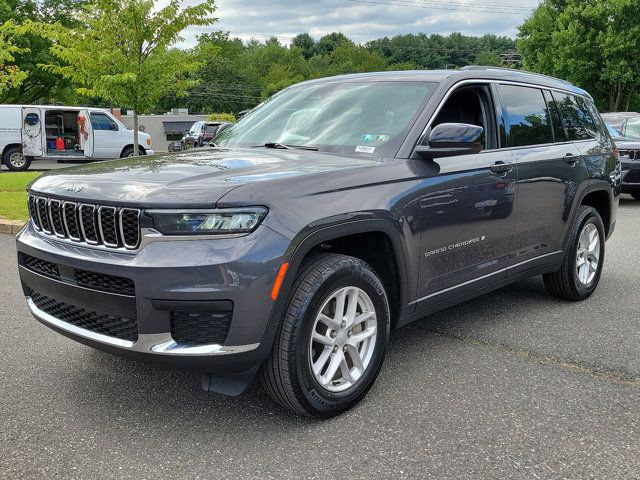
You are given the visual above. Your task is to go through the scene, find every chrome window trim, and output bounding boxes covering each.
[417,78,596,147]
[97,205,119,248]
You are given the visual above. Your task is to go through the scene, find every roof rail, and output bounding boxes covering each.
[460,65,575,87]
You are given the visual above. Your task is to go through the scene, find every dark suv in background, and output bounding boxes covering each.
[603,120,640,200]
[16,68,619,417]
[181,120,232,149]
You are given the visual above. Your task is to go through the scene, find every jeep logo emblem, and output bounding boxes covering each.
[65,184,85,193]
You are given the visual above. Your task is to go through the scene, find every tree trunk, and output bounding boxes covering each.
[625,88,634,112]
[133,110,139,157]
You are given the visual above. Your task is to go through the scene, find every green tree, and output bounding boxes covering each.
[30,0,216,154]
[0,0,87,103]
[517,0,640,111]
[315,32,354,55]
[291,33,316,60]
[473,51,503,67]
[0,22,28,94]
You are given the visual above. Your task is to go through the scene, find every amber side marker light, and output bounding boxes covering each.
[270,263,289,301]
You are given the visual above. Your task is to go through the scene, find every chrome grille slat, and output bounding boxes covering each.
[98,206,119,247]
[28,195,140,251]
[63,201,82,241]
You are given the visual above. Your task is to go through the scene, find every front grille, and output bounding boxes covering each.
[74,269,135,296]
[620,150,639,161]
[27,194,141,250]
[23,254,59,279]
[170,311,232,346]
[624,170,640,184]
[30,291,138,342]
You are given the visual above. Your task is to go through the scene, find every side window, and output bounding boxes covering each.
[431,87,492,150]
[91,113,117,131]
[543,90,566,142]
[553,93,597,141]
[499,84,554,147]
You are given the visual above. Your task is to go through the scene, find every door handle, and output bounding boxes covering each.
[564,153,579,165]
[490,161,514,174]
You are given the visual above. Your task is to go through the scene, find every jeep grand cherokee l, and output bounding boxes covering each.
[16,68,619,417]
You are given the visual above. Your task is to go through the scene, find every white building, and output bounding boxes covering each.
[120,109,209,153]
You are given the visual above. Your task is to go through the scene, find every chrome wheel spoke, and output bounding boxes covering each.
[309,286,378,393]
[575,223,600,287]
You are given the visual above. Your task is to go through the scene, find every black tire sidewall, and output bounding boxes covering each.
[3,146,31,171]
[293,263,390,416]
[569,208,605,297]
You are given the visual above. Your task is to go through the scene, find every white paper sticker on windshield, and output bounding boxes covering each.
[355,145,376,153]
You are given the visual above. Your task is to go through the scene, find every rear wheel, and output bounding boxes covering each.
[543,206,605,301]
[260,254,390,418]
[3,146,32,171]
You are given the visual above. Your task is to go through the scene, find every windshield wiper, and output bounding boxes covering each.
[262,142,319,151]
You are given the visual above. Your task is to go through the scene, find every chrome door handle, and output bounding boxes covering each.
[490,161,514,174]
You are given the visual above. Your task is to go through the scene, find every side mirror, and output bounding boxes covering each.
[110,123,118,131]
[415,123,484,159]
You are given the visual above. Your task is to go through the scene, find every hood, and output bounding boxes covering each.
[613,137,640,148]
[28,147,378,207]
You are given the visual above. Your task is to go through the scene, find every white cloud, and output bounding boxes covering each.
[178,0,540,48]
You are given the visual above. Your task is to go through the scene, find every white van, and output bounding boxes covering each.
[0,105,154,171]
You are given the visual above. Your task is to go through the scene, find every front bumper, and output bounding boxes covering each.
[621,160,640,192]
[16,221,290,373]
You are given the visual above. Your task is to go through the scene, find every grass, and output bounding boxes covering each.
[0,172,42,221]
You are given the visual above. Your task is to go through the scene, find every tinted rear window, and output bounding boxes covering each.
[500,84,554,147]
[553,93,597,140]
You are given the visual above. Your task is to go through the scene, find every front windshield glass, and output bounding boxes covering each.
[625,118,640,138]
[215,81,436,156]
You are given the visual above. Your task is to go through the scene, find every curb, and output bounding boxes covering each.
[0,218,26,235]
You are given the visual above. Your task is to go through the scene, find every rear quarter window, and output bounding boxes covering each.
[553,93,597,141]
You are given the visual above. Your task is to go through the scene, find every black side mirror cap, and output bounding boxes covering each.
[415,123,484,159]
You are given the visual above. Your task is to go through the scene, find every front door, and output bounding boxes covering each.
[21,107,44,157]
[79,109,94,158]
[90,111,122,158]
[414,84,518,309]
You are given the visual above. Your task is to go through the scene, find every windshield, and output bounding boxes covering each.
[215,81,436,156]
[606,124,623,139]
[625,118,640,138]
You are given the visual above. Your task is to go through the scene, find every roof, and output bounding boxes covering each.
[294,67,591,98]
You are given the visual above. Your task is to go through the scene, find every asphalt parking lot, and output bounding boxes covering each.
[1,198,639,479]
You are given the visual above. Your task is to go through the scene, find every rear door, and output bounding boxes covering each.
[498,84,587,273]
[21,107,44,157]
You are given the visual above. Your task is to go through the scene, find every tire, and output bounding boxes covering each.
[121,147,145,158]
[3,146,32,171]
[543,206,605,301]
[260,253,390,418]
[631,193,640,201]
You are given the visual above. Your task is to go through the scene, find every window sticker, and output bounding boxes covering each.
[361,134,390,142]
[355,145,376,153]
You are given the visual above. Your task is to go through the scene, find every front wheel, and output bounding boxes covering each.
[260,254,390,418]
[543,206,605,301]
[3,146,32,171]
[121,146,145,158]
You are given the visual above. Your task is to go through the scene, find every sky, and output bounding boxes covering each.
[179,0,542,47]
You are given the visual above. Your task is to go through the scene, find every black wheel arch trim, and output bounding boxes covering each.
[565,179,615,248]
[266,218,412,331]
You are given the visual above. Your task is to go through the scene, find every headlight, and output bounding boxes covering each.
[147,207,267,235]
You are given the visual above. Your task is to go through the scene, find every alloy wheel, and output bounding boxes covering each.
[576,223,600,286]
[309,286,378,393]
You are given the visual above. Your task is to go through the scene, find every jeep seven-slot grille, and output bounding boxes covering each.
[30,291,138,342]
[28,194,141,250]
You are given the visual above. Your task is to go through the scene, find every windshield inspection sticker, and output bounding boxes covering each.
[361,134,390,143]
[355,145,376,153]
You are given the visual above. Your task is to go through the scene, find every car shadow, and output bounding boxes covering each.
[66,277,548,429]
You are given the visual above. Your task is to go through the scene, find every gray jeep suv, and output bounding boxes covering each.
[16,68,620,417]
